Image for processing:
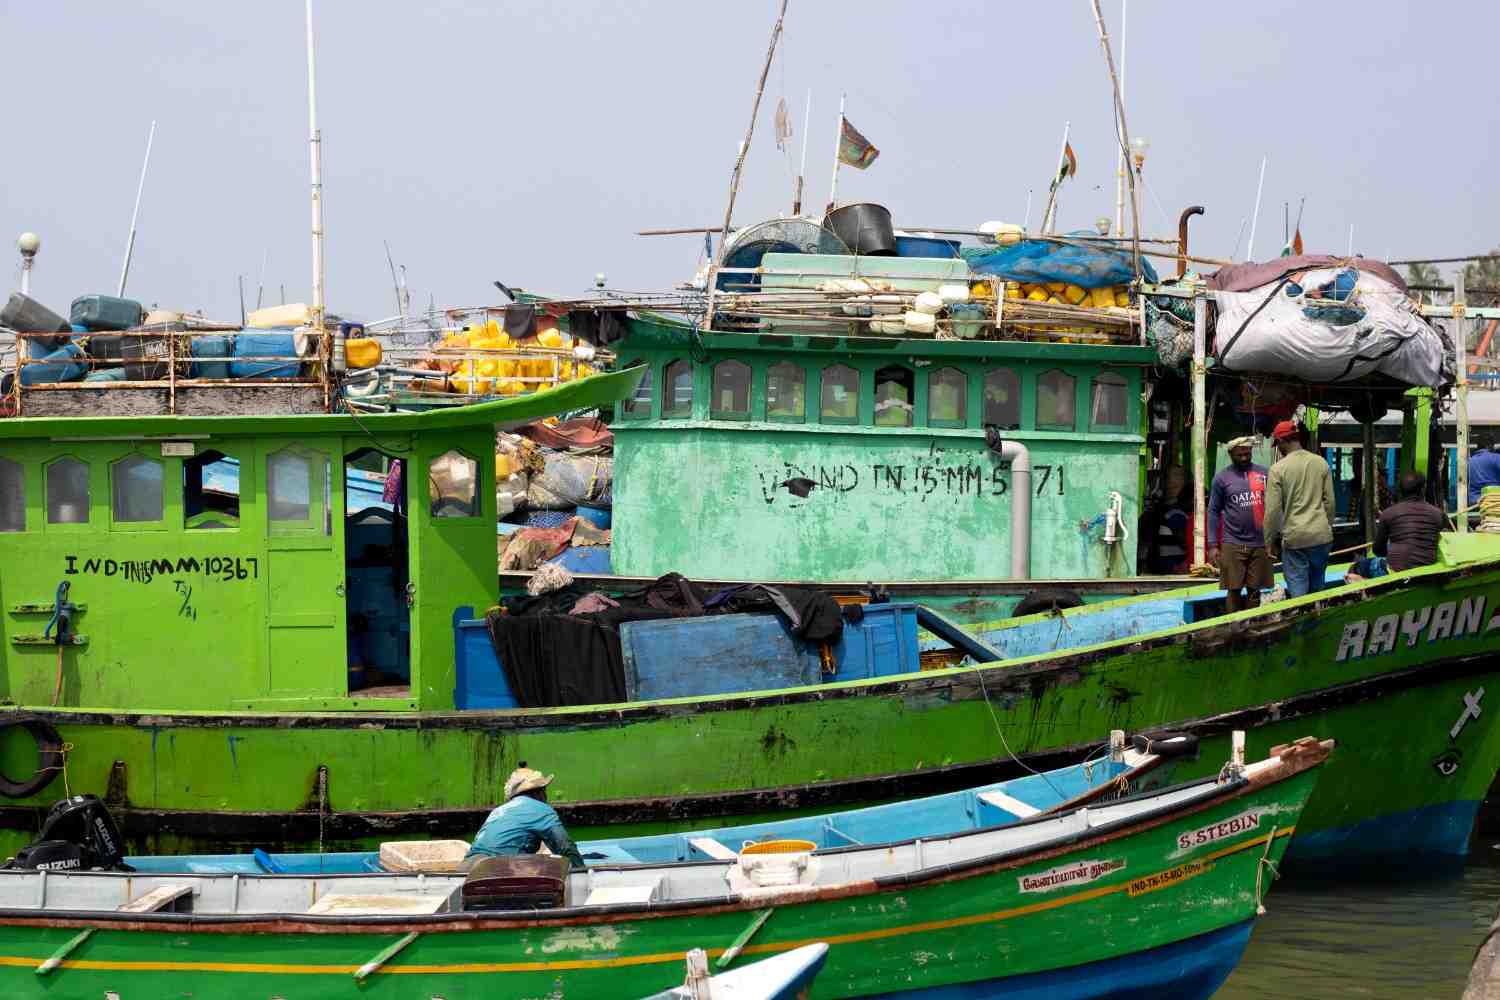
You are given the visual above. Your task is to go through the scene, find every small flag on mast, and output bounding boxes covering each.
[1050,143,1077,192]
[837,117,879,169]
[1280,227,1304,258]
[774,97,792,152]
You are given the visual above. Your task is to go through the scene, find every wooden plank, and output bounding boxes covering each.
[977,790,1040,818]
[118,883,192,913]
[306,893,448,916]
[35,928,93,975]
[354,931,420,981]
[689,837,738,860]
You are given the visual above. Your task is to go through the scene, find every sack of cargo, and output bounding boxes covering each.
[1,293,71,355]
[528,451,612,510]
[1210,265,1448,387]
[345,337,382,369]
[247,303,311,329]
[190,334,234,378]
[70,295,143,332]
[20,343,86,385]
[231,332,301,378]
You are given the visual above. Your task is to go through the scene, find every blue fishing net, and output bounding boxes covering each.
[962,235,1157,288]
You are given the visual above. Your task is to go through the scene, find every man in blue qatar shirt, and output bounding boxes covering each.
[1207,436,1272,613]
[461,764,584,871]
[1469,434,1500,507]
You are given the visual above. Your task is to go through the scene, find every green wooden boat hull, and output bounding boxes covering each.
[0,546,1494,875]
[0,754,1323,999]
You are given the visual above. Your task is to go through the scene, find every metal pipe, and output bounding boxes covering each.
[1177,205,1205,277]
[1457,269,1469,531]
[993,439,1032,579]
[305,0,327,344]
[1191,294,1208,567]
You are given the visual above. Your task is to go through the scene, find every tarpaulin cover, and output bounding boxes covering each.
[1207,254,1406,294]
[1212,265,1449,387]
[516,416,613,450]
[963,236,1158,288]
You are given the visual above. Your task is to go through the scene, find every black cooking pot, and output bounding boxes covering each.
[824,203,896,256]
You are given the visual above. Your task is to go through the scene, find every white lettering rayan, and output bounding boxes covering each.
[1017,858,1125,894]
[1336,595,1498,662]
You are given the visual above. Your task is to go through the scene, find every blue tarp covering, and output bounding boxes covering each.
[963,235,1157,287]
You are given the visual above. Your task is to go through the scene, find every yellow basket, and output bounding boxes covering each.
[740,839,817,855]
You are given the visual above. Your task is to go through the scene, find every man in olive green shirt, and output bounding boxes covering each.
[1263,420,1335,597]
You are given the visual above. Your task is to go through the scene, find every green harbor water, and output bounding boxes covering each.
[1218,847,1500,997]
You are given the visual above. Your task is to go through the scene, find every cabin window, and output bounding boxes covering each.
[622,358,652,418]
[874,366,914,428]
[45,458,90,524]
[662,360,694,418]
[268,447,315,524]
[766,362,806,421]
[983,369,1020,429]
[184,451,240,529]
[928,367,967,427]
[110,454,163,524]
[430,450,479,518]
[819,364,859,424]
[0,458,22,532]
[711,360,751,419]
[1090,372,1129,429]
[1036,370,1077,430]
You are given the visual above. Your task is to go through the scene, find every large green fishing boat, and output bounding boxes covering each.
[0,739,1328,999]
[0,352,1493,874]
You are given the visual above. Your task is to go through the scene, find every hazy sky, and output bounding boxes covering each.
[3,1,1495,323]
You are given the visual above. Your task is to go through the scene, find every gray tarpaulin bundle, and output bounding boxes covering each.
[1208,255,1449,387]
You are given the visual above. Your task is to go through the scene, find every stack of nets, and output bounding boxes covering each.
[1478,487,1500,533]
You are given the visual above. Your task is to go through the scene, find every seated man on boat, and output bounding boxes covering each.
[1347,472,1445,581]
[461,764,585,871]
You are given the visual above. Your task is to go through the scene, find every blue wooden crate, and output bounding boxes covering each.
[621,613,822,701]
[452,607,518,709]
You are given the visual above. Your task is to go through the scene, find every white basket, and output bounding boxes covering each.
[378,839,471,873]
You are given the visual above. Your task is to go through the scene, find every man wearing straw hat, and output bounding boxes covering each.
[1206,435,1271,612]
[1264,420,1335,598]
[460,763,584,872]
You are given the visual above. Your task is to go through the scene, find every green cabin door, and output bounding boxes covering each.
[260,439,346,697]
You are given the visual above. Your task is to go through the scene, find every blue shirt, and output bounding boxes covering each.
[467,795,583,866]
[1207,464,1268,548]
[1469,449,1500,505]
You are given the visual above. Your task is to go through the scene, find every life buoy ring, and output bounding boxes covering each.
[0,716,64,799]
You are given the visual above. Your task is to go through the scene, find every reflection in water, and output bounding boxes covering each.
[1217,850,1500,997]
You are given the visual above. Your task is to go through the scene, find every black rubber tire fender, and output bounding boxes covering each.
[0,717,64,799]
[1010,589,1085,618]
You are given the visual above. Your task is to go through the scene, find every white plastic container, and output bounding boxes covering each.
[913,292,944,315]
[378,839,471,873]
[247,302,311,329]
[939,283,971,305]
[870,318,904,335]
[904,311,937,334]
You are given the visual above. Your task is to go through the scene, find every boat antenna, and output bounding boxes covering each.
[792,89,811,216]
[238,274,247,326]
[1246,154,1267,261]
[255,247,268,309]
[117,120,157,297]
[1087,0,1141,278]
[703,0,790,333]
[305,0,327,344]
[384,240,405,320]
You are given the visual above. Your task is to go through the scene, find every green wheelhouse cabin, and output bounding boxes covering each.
[605,251,1156,583]
[0,374,639,713]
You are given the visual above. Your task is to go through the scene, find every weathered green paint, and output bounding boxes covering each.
[0,370,643,715]
[0,543,1492,868]
[612,313,1152,581]
[0,765,1318,998]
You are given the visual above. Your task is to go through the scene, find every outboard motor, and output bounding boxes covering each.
[4,795,130,872]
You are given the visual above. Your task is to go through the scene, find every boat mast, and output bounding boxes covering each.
[1114,0,1127,236]
[703,0,790,334]
[305,0,327,341]
[117,120,156,297]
